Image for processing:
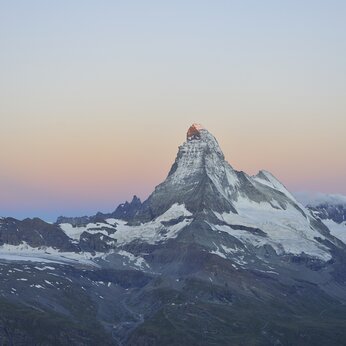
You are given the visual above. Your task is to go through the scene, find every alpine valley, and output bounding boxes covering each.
[1,124,346,345]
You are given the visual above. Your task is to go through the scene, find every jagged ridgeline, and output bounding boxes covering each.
[1,124,346,345]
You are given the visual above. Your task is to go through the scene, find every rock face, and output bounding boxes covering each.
[111,195,142,221]
[302,193,346,223]
[79,231,117,253]
[56,215,92,227]
[309,202,346,224]
[0,217,77,251]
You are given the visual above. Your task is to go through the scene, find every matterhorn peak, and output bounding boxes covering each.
[187,123,206,140]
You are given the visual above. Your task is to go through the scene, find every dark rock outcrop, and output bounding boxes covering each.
[0,217,77,251]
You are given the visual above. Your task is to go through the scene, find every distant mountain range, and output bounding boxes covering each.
[292,191,346,245]
[0,124,345,345]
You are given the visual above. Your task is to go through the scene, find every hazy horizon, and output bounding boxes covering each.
[1,1,345,220]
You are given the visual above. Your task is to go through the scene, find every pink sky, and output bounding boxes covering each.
[1,119,345,220]
[1,1,345,220]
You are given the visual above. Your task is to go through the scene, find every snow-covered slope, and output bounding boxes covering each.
[213,201,331,261]
[60,203,192,245]
[322,219,346,244]
[0,242,101,265]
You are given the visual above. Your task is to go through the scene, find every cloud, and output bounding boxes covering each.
[294,191,346,207]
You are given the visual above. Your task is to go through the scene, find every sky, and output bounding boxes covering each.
[0,1,345,221]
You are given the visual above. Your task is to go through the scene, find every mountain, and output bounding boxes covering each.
[1,124,346,345]
[302,193,346,246]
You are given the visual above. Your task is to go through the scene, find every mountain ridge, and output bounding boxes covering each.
[0,124,346,345]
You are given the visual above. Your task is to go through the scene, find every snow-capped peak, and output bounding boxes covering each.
[143,123,308,218]
[168,124,226,184]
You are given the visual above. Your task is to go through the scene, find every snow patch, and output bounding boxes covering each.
[117,250,149,270]
[323,219,346,244]
[59,222,116,241]
[0,242,102,266]
[111,204,192,245]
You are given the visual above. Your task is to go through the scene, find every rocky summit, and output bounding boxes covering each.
[1,125,346,345]
[186,123,205,140]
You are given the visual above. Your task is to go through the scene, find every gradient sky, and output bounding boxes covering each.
[1,1,345,221]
